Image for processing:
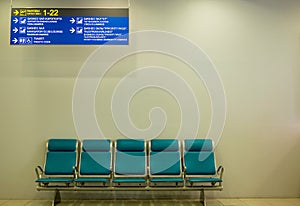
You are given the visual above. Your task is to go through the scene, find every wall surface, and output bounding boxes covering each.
[0,0,299,199]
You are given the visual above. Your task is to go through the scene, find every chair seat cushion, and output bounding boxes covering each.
[150,152,181,175]
[36,178,73,183]
[75,178,109,183]
[80,152,111,175]
[187,177,222,183]
[113,178,146,183]
[150,178,183,182]
[115,152,146,175]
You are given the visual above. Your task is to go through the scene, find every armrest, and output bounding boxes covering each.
[147,166,150,178]
[35,166,44,179]
[73,166,78,179]
[217,165,224,180]
[183,166,187,179]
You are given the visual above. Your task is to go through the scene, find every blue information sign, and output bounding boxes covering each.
[10,8,129,45]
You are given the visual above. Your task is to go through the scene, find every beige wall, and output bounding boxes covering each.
[0,0,299,199]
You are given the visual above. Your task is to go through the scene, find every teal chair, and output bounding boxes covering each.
[183,139,223,186]
[113,139,147,187]
[74,139,112,187]
[149,139,184,186]
[35,139,78,186]
[35,139,78,206]
[183,139,224,206]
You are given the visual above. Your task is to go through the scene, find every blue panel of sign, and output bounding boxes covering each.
[10,8,129,45]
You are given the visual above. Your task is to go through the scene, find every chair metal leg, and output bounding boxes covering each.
[52,190,61,206]
[200,189,206,206]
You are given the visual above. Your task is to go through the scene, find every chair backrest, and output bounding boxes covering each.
[79,139,111,176]
[184,139,213,152]
[115,139,146,176]
[150,139,181,176]
[82,139,110,152]
[184,139,216,175]
[151,139,179,152]
[116,139,145,152]
[44,139,77,175]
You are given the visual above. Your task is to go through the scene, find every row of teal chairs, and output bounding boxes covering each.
[35,138,224,205]
[36,138,223,187]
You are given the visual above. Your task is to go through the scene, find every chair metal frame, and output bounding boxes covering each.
[112,140,148,187]
[148,140,184,187]
[35,139,79,188]
[182,139,224,188]
[74,139,113,187]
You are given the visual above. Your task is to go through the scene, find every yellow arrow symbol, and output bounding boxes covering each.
[13,10,19,16]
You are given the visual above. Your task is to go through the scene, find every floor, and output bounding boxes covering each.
[0,199,299,206]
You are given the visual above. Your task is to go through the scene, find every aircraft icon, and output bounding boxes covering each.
[19,17,27,24]
[20,9,26,16]
[76,27,83,34]
[19,27,26,34]
[76,17,83,24]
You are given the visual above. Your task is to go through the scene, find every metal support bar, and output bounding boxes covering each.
[199,189,206,206]
[53,190,61,206]
[37,185,223,191]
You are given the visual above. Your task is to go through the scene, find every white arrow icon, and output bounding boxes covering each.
[13,18,18,24]
[70,18,75,24]
[13,27,18,33]
[70,27,75,33]
[12,38,18,44]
